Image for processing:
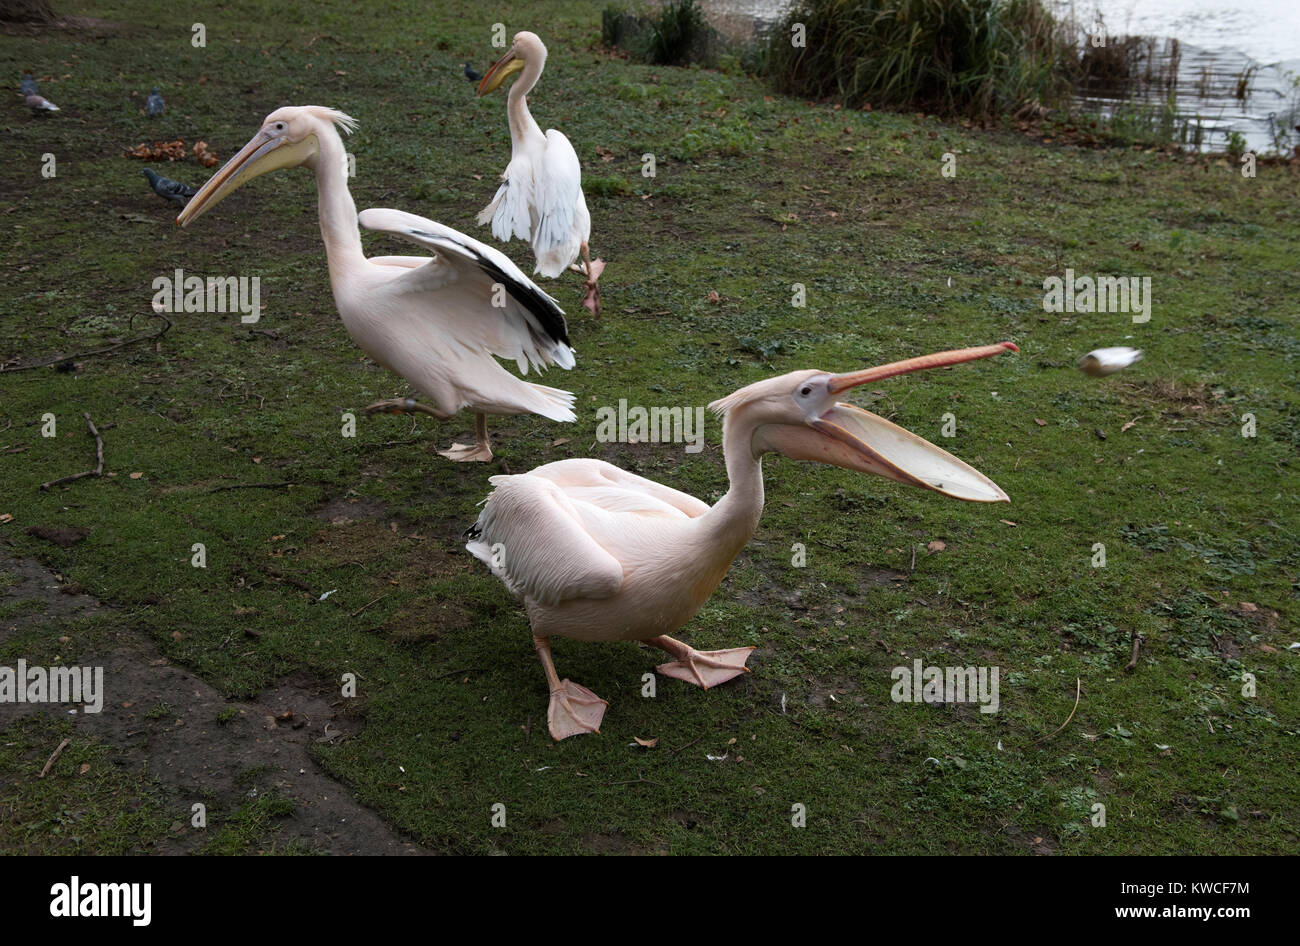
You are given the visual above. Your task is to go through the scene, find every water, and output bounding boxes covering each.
[693,0,1300,153]
[1055,0,1300,153]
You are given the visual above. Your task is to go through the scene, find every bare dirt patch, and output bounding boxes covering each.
[0,547,429,854]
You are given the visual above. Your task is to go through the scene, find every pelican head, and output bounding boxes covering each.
[712,342,1019,502]
[477,31,546,95]
[176,105,356,227]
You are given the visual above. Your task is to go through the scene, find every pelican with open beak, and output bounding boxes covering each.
[466,342,1018,739]
[177,106,576,462]
[476,31,603,315]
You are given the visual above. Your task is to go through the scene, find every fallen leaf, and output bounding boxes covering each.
[79,763,91,774]
[1000,519,1017,527]
[551,438,571,446]
[927,540,946,553]
[1239,601,1257,613]
[171,631,183,642]
[634,736,658,748]
[0,513,12,523]
[1034,418,1047,427]
[129,472,143,479]
[707,290,721,304]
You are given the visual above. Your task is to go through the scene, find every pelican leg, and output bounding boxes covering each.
[648,635,755,689]
[437,412,493,463]
[363,396,447,419]
[534,636,606,740]
[574,242,604,318]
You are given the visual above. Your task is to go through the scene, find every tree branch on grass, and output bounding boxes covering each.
[40,412,104,491]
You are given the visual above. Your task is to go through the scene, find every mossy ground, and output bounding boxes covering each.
[0,1,1295,854]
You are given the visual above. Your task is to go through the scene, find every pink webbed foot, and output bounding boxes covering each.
[655,646,755,689]
[547,679,608,740]
[437,440,493,462]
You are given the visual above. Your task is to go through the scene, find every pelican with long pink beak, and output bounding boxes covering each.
[467,342,1018,740]
[176,106,576,462]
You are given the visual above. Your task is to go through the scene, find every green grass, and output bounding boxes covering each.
[764,0,1073,117]
[0,0,1296,855]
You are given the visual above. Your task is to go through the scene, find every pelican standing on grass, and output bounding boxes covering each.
[477,31,604,316]
[176,106,575,462]
[467,342,1019,740]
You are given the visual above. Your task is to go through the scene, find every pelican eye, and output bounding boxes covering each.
[800,386,812,397]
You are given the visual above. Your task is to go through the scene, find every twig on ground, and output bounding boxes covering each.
[1031,677,1082,745]
[3,313,171,373]
[38,737,71,778]
[40,412,104,491]
[430,667,485,681]
[1124,633,1145,672]
[350,594,390,618]
[206,482,294,494]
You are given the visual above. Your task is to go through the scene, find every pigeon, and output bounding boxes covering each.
[146,86,164,116]
[20,74,38,96]
[143,168,196,206]
[463,61,481,82]
[1078,347,1143,377]
[25,92,59,113]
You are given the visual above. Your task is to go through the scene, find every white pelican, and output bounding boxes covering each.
[467,342,1019,739]
[477,31,604,316]
[176,106,576,462]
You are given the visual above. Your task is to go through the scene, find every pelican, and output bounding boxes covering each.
[176,106,576,462]
[477,31,604,316]
[467,342,1019,739]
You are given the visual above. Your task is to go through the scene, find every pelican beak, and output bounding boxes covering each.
[477,46,524,95]
[176,128,317,227]
[757,342,1018,502]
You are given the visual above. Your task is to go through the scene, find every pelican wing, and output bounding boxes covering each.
[467,474,624,606]
[526,458,709,519]
[531,129,582,273]
[358,208,574,374]
[477,154,533,243]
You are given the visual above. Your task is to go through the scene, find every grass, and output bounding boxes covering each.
[764,0,1073,117]
[0,0,1297,855]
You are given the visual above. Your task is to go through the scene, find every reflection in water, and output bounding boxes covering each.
[691,0,1299,152]
[1057,1,1299,152]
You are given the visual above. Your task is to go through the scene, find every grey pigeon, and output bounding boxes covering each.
[20,74,38,96]
[25,92,59,113]
[464,61,481,82]
[146,86,164,116]
[144,168,196,206]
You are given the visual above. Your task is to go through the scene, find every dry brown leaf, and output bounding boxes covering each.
[707,290,721,304]
[129,472,143,479]
[1034,418,1047,426]
[1240,602,1258,613]
[634,736,658,748]
[1000,519,1017,527]
[79,763,91,775]
[927,540,946,553]
[551,437,571,446]
[0,513,12,523]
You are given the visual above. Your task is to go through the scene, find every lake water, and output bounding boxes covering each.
[695,0,1300,153]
